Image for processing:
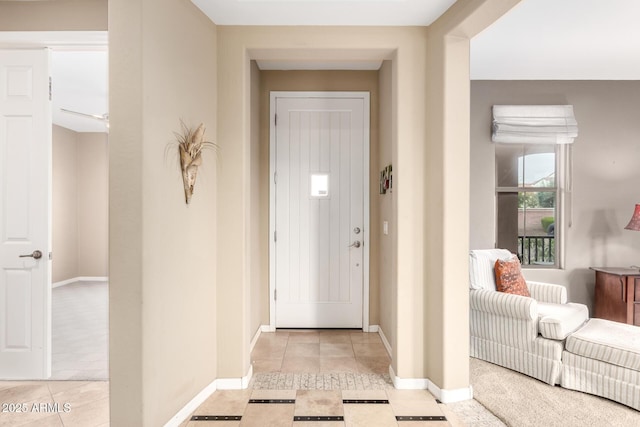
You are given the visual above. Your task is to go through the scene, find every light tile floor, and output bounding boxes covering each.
[0,319,500,426]
[182,388,455,427]
[0,381,109,427]
[180,330,496,427]
[252,330,391,377]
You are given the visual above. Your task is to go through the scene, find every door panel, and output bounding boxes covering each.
[0,49,51,379]
[274,95,367,328]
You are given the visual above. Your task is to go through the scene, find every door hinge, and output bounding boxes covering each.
[274,171,277,184]
[49,252,52,260]
[274,231,277,242]
[49,77,52,101]
[275,113,277,126]
[274,289,277,301]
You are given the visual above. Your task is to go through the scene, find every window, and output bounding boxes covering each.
[310,173,329,198]
[496,144,560,267]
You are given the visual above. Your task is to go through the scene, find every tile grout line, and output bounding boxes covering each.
[45,382,66,427]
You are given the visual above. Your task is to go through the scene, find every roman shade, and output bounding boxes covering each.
[492,105,578,144]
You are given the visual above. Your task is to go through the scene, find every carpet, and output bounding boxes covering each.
[470,357,640,427]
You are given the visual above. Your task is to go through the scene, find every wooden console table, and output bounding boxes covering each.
[590,267,640,326]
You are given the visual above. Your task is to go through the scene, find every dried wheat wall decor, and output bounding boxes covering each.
[172,121,216,204]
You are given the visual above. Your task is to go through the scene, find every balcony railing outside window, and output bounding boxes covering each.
[518,236,555,265]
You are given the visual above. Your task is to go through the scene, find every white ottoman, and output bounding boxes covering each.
[562,318,640,411]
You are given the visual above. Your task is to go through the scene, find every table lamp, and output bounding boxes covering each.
[625,204,640,231]
[625,204,640,270]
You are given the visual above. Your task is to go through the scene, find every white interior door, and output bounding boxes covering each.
[272,93,369,328]
[0,49,52,379]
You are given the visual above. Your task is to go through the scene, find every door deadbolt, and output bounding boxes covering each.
[19,250,43,260]
[353,227,361,234]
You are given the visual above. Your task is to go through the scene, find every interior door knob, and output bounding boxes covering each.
[349,241,361,248]
[19,250,43,260]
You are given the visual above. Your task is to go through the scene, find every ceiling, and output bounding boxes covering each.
[190,0,456,26]
[471,0,640,80]
[52,50,109,133]
[46,0,640,132]
[192,0,640,79]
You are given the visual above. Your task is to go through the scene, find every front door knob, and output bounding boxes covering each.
[349,241,361,249]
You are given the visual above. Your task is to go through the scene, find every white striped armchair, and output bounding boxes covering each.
[469,249,588,385]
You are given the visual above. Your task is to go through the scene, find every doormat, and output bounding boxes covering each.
[250,372,393,390]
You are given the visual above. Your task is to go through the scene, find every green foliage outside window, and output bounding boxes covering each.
[541,216,554,233]
[518,191,555,209]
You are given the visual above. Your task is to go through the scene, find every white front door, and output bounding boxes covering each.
[0,50,52,379]
[272,92,369,329]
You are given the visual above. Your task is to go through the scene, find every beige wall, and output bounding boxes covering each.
[250,61,263,340]
[377,60,397,353]
[424,0,521,390]
[257,69,382,334]
[53,125,79,283]
[77,133,109,277]
[52,127,108,283]
[470,80,640,311]
[0,0,107,31]
[109,0,218,425]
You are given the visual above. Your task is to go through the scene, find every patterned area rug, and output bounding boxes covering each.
[250,372,394,390]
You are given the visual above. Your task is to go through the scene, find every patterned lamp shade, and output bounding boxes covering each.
[625,204,640,231]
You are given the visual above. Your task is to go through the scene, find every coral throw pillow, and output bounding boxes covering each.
[494,256,530,297]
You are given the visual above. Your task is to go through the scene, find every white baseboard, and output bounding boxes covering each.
[165,364,254,426]
[216,365,253,390]
[163,379,217,427]
[376,326,392,358]
[389,365,473,403]
[250,327,262,352]
[367,325,379,333]
[251,325,276,352]
[389,365,429,389]
[52,276,108,288]
[428,381,473,404]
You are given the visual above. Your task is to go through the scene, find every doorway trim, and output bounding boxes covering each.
[0,31,107,49]
[269,91,370,331]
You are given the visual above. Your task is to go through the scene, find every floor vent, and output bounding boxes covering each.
[342,399,389,404]
[190,415,242,421]
[396,415,447,421]
[248,399,296,404]
[294,416,345,421]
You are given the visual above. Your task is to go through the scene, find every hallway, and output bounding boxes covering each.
[179,330,465,426]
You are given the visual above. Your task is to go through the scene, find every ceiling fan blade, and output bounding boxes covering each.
[61,108,109,122]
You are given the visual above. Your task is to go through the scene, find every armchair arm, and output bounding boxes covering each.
[470,289,539,346]
[470,289,536,320]
[527,281,567,304]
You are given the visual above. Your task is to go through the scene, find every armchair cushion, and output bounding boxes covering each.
[537,302,589,340]
[495,256,530,297]
[469,249,513,291]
